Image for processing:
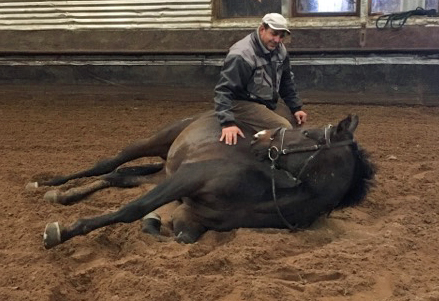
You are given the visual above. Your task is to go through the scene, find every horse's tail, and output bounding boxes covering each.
[335,143,377,209]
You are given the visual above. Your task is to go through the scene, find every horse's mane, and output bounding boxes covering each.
[335,143,377,210]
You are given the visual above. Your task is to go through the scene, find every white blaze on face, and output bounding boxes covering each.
[254,130,268,139]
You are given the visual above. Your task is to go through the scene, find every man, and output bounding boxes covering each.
[214,13,307,145]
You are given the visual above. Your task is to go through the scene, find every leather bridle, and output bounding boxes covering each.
[267,125,354,231]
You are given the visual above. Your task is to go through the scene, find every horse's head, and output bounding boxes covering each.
[251,114,374,213]
[251,114,359,163]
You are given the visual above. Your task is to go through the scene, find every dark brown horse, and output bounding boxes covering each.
[34,111,375,249]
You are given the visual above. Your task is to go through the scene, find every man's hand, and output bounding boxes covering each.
[220,125,245,145]
[294,110,307,125]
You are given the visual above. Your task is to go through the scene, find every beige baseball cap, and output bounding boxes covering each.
[262,13,290,33]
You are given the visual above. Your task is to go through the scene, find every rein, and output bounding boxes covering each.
[268,125,354,231]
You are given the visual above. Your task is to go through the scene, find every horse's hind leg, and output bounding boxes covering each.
[32,117,195,187]
[44,163,164,205]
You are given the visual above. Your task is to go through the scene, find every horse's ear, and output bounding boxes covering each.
[336,114,359,134]
[270,127,283,139]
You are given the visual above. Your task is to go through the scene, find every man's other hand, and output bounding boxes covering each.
[294,111,307,125]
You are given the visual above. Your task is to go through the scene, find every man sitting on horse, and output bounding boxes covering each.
[214,13,308,145]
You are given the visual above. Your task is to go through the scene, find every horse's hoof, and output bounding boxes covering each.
[25,182,39,190]
[175,231,197,244]
[44,190,62,204]
[141,212,161,235]
[43,222,63,249]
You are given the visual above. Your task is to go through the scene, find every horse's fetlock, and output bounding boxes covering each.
[141,213,162,235]
[71,219,90,235]
[44,190,63,204]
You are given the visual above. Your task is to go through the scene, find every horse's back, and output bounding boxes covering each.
[165,110,255,174]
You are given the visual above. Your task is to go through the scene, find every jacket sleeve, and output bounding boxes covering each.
[214,54,253,127]
[278,55,303,113]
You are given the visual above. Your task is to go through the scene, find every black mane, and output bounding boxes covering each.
[335,143,377,209]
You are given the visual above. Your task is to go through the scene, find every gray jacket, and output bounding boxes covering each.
[214,30,302,127]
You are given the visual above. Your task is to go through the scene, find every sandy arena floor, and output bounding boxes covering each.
[1,85,439,301]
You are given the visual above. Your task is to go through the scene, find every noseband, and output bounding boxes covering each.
[267,125,354,231]
[268,125,340,161]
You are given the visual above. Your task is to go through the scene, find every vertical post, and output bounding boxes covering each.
[359,22,367,47]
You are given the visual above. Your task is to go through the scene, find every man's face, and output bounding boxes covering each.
[259,25,287,51]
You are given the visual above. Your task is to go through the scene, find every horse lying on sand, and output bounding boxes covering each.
[30,111,375,249]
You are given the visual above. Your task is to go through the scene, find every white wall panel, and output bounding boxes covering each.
[0,0,212,30]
